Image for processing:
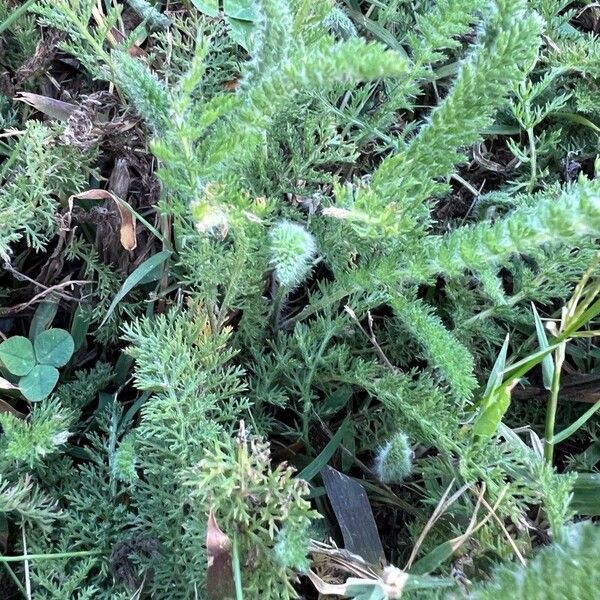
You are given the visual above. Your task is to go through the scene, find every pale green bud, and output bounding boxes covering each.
[269,221,317,289]
[374,431,413,484]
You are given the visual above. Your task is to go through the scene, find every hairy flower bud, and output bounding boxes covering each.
[374,431,413,484]
[269,221,317,289]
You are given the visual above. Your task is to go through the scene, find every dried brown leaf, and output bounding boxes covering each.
[0,397,26,419]
[15,92,77,121]
[69,189,137,251]
[206,510,234,600]
[14,28,66,85]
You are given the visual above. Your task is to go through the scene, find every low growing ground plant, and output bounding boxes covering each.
[1,0,600,598]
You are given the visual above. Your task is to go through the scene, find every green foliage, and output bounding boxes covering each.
[126,0,170,31]
[0,336,35,376]
[111,433,138,484]
[0,398,74,468]
[352,0,542,237]
[112,52,171,133]
[472,521,600,599]
[0,122,95,260]
[189,431,317,598]
[423,176,600,278]
[274,524,312,572]
[0,475,58,532]
[34,329,75,368]
[390,295,477,400]
[34,0,118,76]
[192,0,259,49]
[0,0,38,68]
[409,0,486,65]
[19,364,60,403]
[0,329,74,401]
[3,0,600,597]
[109,3,410,227]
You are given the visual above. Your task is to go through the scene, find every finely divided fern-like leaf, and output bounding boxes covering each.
[241,0,294,89]
[201,37,409,179]
[112,52,170,133]
[390,294,477,401]
[424,177,600,278]
[372,0,542,216]
[472,521,600,599]
[409,0,486,64]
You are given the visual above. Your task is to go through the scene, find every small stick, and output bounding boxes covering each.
[344,306,398,373]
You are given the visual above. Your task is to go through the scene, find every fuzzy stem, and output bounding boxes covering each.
[269,284,287,331]
[280,286,355,330]
[156,213,172,314]
[463,290,528,327]
[301,331,335,445]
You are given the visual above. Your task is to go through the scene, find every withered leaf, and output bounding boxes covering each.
[0,377,17,391]
[206,510,234,600]
[15,92,77,121]
[0,397,26,419]
[69,189,137,251]
[321,465,386,569]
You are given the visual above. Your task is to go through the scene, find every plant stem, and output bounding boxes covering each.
[527,127,537,192]
[2,562,26,596]
[544,342,565,463]
[463,289,528,327]
[269,284,287,331]
[21,524,31,600]
[280,286,356,330]
[0,0,36,36]
[107,396,119,498]
[301,330,335,446]
[231,532,244,600]
[0,550,100,563]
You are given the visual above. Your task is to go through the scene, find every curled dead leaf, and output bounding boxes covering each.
[308,567,408,599]
[308,541,408,599]
[68,189,137,251]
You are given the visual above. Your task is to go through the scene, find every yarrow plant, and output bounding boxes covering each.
[1,0,600,598]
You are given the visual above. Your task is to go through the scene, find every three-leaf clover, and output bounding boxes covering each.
[0,328,74,402]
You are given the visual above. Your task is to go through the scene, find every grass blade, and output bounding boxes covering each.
[552,397,600,445]
[532,303,555,389]
[321,465,385,567]
[483,334,509,398]
[97,251,171,329]
[298,418,348,482]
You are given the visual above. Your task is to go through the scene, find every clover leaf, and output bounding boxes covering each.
[0,336,36,376]
[19,364,59,403]
[34,328,75,368]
